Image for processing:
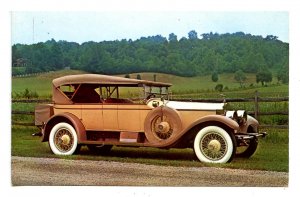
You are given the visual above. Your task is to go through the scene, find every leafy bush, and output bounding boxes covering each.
[215,84,223,92]
[12,67,26,76]
[211,72,219,82]
[12,88,39,99]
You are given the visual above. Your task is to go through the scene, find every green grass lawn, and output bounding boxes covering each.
[11,126,288,172]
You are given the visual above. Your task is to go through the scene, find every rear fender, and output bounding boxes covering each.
[42,112,86,143]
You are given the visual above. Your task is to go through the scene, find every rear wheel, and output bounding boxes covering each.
[49,122,79,155]
[194,126,236,163]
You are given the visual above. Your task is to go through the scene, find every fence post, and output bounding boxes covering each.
[254,90,259,119]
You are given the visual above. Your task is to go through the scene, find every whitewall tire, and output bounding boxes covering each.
[194,126,235,163]
[49,122,78,155]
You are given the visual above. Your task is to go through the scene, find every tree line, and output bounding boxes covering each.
[12,31,289,83]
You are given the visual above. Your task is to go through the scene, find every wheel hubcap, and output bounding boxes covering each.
[158,122,170,134]
[61,134,71,145]
[151,115,173,140]
[208,139,221,152]
[54,128,74,152]
[200,132,227,161]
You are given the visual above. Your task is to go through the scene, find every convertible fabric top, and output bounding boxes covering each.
[52,74,172,87]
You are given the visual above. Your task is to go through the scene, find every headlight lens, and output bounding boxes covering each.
[236,110,247,124]
[225,110,237,119]
[226,110,247,125]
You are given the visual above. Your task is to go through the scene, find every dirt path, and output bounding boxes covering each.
[11,156,288,186]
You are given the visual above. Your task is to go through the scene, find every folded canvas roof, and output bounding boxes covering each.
[53,74,172,87]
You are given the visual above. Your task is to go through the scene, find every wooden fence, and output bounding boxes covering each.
[12,91,288,128]
[174,92,288,129]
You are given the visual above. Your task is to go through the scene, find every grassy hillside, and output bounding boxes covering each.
[125,72,288,98]
[12,70,87,98]
[12,70,288,99]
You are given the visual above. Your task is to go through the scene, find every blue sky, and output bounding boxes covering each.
[11,11,289,44]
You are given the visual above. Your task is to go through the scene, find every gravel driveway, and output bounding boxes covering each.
[11,156,288,186]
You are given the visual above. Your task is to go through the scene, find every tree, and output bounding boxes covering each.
[49,41,64,70]
[124,74,130,78]
[265,35,278,41]
[277,63,289,84]
[168,33,178,42]
[234,70,247,88]
[211,72,219,82]
[137,74,142,80]
[256,69,272,86]
[12,32,289,78]
[277,70,288,84]
[188,30,198,40]
[243,52,266,73]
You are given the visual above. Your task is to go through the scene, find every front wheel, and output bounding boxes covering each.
[49,122,79,155]
[193,126,236,163]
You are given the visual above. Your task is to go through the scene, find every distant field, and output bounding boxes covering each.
[12,70,288,99]
[12,70,87,98]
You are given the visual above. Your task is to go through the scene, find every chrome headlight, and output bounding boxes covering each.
[226,110,247,125]
[225,110,238,119]
[236,110,247,125]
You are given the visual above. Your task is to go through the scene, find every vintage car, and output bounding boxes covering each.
[35,74,266,163]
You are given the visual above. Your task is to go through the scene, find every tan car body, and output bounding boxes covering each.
[35,74,264,163]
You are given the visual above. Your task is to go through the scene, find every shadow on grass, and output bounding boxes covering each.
[79,146,197,162]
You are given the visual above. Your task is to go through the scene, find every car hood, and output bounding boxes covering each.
[165,101,225,111]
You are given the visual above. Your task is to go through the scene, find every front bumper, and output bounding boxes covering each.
[235,132,268,140]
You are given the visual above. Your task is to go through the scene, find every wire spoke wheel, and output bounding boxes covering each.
[151,115,173,140]
[194,126,236,163]
[200,132,227,161]
[54,128,74,153]
[49,122,78,155]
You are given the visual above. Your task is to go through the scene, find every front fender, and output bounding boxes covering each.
[240,115,259,133]
[152,115,239,148]
[42,112,86,143]
[183,115,240,133]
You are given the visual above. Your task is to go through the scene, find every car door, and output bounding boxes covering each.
[102,103,119,131]
[81,104,104,130]
[117,104,141,132]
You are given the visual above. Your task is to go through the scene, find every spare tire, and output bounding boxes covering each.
[144,106,182,144]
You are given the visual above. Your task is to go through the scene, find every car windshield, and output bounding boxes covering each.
[144,85,169,100]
